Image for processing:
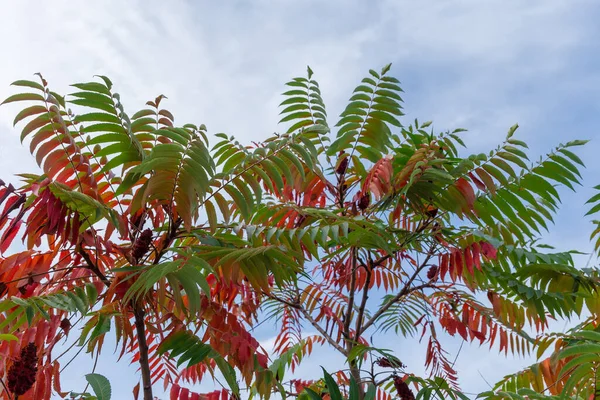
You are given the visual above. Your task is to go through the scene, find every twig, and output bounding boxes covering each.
[82,349,100,394]
[359,258,433,336]
[0,376,9,398]
[79,248,110,287]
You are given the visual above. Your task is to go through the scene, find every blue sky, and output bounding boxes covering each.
[1,1,599,398]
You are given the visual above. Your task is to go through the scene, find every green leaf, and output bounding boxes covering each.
[585,202,600,216]
[2,93,45,105]
[322,368,343,400]
[13,105,48,126]
[558,343,600,359]
[72,82,111,96]
[158,330,240,396]
[349,376,359,400]
[304,388,322,400]
[506,123,519,139]
[363,384,376,400]
[85,373,111,400]
[565,139,588,147]
[573,330,600,342]
[11,80,45,91]
[559,148,585,166]
[0,334,18,342]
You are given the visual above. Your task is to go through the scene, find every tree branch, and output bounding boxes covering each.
[299,307,348,356]
[265,291,348,356]
[358,251,434,336]
[354,263,371,340]
[133,304,153,400]
[134,217,180,400]
[344,248,363,399]
[343,248,358,340]
[79,248,110,287]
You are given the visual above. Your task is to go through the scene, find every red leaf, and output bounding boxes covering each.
[439,254,449,282]
[464,246,474,275]
[363,156,393,199]
[179,387,190,400]
[455,178,476,208]
[170,384,181,400]
[0,219,22,253]
[480,242,498,259]
[471,242,482,271]
[468,172,486,191]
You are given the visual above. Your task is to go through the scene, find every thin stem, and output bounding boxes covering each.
[60,338,90,373]
[0,376,9,398]
[82,349,100,394]
[2,265,78,285]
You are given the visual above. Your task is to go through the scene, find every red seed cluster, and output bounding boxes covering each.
[393,376,415,400]
[335,151,348,175]
[358,192,370,211]
[7,343,38,396]
[375,357,405,369]
[427,265,438,281]
[60,317,71,335]
[132,228,153,261]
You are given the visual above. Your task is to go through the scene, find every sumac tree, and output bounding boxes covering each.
[0,65,597,400]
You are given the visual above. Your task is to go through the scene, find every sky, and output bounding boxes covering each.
[1,0,600,398]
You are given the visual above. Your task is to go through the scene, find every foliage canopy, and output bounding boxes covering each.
[0,65,598,400]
